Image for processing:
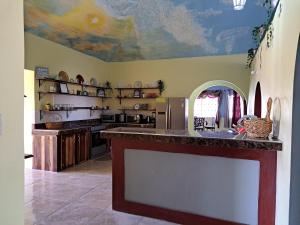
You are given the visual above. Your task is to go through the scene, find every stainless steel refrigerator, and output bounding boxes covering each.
[156,97,189,130]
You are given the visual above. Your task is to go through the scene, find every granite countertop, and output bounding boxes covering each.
[32,122,155,135]
[101,127,282,151]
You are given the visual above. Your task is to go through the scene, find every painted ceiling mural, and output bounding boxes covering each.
[24,0,268,62]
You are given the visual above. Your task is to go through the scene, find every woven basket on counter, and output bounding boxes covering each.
[244,98,273,139]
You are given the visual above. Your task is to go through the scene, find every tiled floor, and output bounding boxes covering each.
[25,156,178,225]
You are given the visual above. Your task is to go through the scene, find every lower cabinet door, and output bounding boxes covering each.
[76,131,91,164]
[60,133,76,170]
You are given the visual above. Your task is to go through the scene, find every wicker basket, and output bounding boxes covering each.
[244,97,273,139]
[45,122,62,130]
[244,119,272,138]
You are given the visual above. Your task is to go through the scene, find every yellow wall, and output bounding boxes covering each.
[248,0,300,224]
[0,1,24,224]
[25,34,250,118]
[110,55,250,98]
[25,32,110,81]
[25,33,111,122]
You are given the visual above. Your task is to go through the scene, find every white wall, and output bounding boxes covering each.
[248,0,300,224]
[0,1,24,225]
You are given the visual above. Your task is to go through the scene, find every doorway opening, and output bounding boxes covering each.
[188,80,247,131]
[24,69,35,168]
[290,35,300,225]
[254,82,262,118]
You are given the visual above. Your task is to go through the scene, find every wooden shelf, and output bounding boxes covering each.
[40,107,107,120]
[37,78,113,90]
[115,87,160,90]
[117,97,157,99]
[116,96,158,104]
[38,91,112,100]
[119,108,156,112]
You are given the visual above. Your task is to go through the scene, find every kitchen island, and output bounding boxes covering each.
[101,127,282,225]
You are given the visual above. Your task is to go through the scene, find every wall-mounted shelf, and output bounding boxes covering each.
[116,96,158,104]
[118,108,156,112]
[115,87,163,104]
[38,91,112,101]
[37,77,112,90]
[40,107,107,120]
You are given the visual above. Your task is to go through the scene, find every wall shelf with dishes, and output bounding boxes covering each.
[37,91,112,101]
[115,86,163,105]
[118,108,157,112]
[40,106,109,120]
[37,79,113,101]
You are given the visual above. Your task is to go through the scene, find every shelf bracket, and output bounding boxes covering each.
[66,110,70,118]
[38,79,44,88]
[40,110,44,121]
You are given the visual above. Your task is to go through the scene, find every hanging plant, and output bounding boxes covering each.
[252,24,267,47]
[246,48,257,68]
[266,23,274,48]
[263,0,275,19]
[247,0,280,67]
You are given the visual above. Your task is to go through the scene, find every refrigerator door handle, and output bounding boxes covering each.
[165,109,168,130]
[168,105,171,129]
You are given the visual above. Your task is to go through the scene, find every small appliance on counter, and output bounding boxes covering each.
[101,114,116,123]
[117,112,127,123]
[126,115,138,123]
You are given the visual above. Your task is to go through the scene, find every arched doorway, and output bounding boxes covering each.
[188,80,247,132]
[290,35,300,225]
[254,82,262,118]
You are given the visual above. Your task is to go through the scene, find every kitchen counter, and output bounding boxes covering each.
[101,127,282,151]
[102,127,280,225]
[32,122,155,135]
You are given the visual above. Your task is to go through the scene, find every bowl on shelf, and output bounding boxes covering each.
[90,78,97,86]
[134,81,143,88]
[58,71,69,82]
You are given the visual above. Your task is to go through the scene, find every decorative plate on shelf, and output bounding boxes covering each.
[134,81,143,88]
[76,74,84,84]
[90,78,97,86]
[58,71,69,82]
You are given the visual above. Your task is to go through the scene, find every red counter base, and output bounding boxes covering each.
[111,138,277,225]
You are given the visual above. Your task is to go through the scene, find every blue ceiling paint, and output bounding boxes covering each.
[24,0,269,62]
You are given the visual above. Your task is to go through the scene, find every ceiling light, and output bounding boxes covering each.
[233,0,247,10]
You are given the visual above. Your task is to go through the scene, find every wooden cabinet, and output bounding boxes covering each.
[75,130,90,164]
[33,128,91,172]
[60,133,76,170]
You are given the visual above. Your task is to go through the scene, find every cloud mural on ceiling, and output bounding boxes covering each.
[24,0,268,62]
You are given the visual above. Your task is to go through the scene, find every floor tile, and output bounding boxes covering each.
[25,197,66,225]
[25,157,178,225]
[88,209,142,225]
[138,218,179,225]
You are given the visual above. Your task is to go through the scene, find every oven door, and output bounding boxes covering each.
[91,131,107,159]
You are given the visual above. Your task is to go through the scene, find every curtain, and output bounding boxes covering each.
[198,90,221,99]
[232,91,241,125]
[217,90,230,128]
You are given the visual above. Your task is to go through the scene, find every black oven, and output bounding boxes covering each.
[90,125,107,159]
